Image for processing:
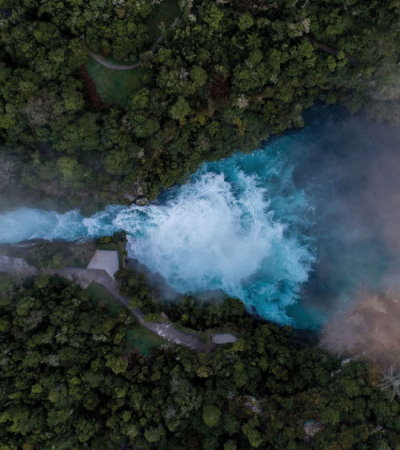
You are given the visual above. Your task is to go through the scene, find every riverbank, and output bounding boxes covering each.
[2,108,400,333]
[0,238,239,353]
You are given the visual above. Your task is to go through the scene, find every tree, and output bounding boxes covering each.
[170,96,191,121]
[1,274,400,448]
[202,405,221,428]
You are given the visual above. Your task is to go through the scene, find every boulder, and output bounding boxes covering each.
[135,197,149,206]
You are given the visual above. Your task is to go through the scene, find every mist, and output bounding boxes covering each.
[2,106,400,343]
[294,110,400,360]
[320,290,400,364]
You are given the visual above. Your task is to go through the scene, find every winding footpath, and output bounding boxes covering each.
[86,48,143,71]
[0,255,217,352]
[86,36,165,70]
[86,19,178,70]
[51,267,214,352]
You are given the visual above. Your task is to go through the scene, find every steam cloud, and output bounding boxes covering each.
[298,111,400,361]
[321,290,400,364]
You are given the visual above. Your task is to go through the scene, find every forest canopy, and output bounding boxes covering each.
[1,274,400,449]
[0,0,399,211]
[2,1,400,448]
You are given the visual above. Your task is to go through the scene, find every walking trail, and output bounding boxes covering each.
[0,255,216,352]
[51,267,214,352]
[86,20,177,70]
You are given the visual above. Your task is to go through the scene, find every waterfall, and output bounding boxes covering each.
[2,107,400,328]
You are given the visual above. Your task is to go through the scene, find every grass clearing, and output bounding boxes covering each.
[126,326,165,355]
[86,58,149,107]
[85,0,180,107]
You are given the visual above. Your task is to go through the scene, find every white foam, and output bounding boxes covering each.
[116,169,313,322]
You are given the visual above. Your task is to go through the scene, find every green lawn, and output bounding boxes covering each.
[86,58,149,107]
[85,0,180,107]
[126,326,164,355]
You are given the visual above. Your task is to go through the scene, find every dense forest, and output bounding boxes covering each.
[1,274,400,449]
[2,2,400,448]
[0,0,399,211]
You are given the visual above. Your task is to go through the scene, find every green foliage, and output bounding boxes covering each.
[86,282,121,315]
[146,0,181,42]
[86,58,149,107]
[0,0,398,209]
[224,439,238,450]
[239,13,254,31]
[170,96,191,121]
[203,404,222,427]
[0,268,14,286]
[95,231,127,266]
[1,275,400,448]
[125,326,164,355]
[0,240,95,269]
[1,1,400,447]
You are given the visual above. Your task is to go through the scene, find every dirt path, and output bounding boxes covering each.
[86,19,179,70]
[0,256,232,353]
[51,267,214,352]
[86,48,142,70]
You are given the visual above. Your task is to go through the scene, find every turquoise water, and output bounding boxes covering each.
[1,107,399,328]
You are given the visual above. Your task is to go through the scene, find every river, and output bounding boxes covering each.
[2,106,400,329]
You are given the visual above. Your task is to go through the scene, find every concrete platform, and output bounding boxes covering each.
[87,250,119,279]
